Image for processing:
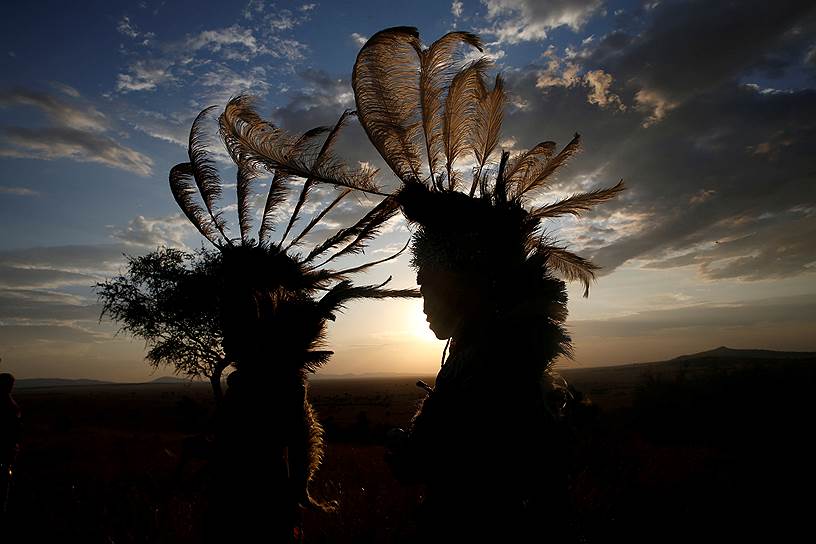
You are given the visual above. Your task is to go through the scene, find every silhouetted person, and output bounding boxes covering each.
[0,373,21,518]
[385,185,578,542]
[168,98,416,542]
[343,27,622,541]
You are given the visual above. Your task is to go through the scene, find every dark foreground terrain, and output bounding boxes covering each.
[3,348,815,542]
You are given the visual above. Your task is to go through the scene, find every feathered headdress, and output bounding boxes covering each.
[169,100,418,374]
[207,27,624,367]
[349,27,625,363]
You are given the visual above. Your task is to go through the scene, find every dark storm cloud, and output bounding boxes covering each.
[497,2,816,281]
[603,0,816,104]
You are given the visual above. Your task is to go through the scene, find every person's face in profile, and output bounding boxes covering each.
[417,267,474,340]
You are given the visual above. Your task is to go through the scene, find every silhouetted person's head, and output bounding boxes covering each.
[399,182,529,340]
[417,267,482,340]
[397,181,575,363]
[0,373,14,396]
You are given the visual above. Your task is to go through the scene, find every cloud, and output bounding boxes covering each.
[593,0,816,119]
[0,126,153,176]
[123,109,188,147]
[50,82,80,98]
[451,1,463,18]
[116,59,175,93]
[0,289,100,321]
[584,69,625,111]
[0,186,39,196]
[0,267,96,290]
[641,210,816,281]
[0,89,108,132]
[117,15,141,39]
[571,295,816,339]
[0,244,136,272]
[633,87,676,126]
[499,46,816,282]
[0,244,139,352]
[185,25,260,57]
[351,32,368,47]
[482,0,604,43]
[533,48,624,111]
[110,213,198,248]
[493,5,816,282]
[198,64,273,103]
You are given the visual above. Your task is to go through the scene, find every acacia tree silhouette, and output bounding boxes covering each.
[167,102,418,541]
[97,247,229,400]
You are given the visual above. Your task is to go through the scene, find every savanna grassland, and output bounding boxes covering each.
[4,350,816,543]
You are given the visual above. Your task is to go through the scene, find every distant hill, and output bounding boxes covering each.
[14,376,195,389]
[149,376,192,384]
[561,346,816,410]
[672,346,816,361]
[14,378,113,389]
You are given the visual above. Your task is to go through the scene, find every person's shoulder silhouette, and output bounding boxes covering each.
[0,373,21,461]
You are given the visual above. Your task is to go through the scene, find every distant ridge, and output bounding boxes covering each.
[14,378,113,389]
[14,376,198,389]
[150,376,192,384]
[312,371,423,380]
[672,346,816,361]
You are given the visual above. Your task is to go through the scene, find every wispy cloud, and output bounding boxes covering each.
[0,88,108,132]
[110,213,198,248]
[481,0,603,44]
[0,186,39,196]
[0,126,153,176]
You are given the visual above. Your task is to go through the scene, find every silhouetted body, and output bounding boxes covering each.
[0,373,21,517]
[206,369,309,543]
[389,267,573,542]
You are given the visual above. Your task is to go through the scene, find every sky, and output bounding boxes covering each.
[0,0,815,381]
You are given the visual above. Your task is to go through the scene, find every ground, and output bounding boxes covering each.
[4,355,815,542]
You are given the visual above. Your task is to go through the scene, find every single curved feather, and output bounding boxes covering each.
[169,162,221,245]
[352,27,424,182]
[280,111,354,246]
[443,57,489,191]
[257,170,291,243]
[220,96,384,195]
[516,133,582,199]
[305,196,399,265]
[286,188,352,251]
[188,106,229,241]
[326,239,410,279]
[469,74,505,197]
[419,31,483,178]
[541,245,601,298]
[531,180,625,219]
[503,141,557,198]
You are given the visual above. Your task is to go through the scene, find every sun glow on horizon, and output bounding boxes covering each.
[407,299,440,344]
